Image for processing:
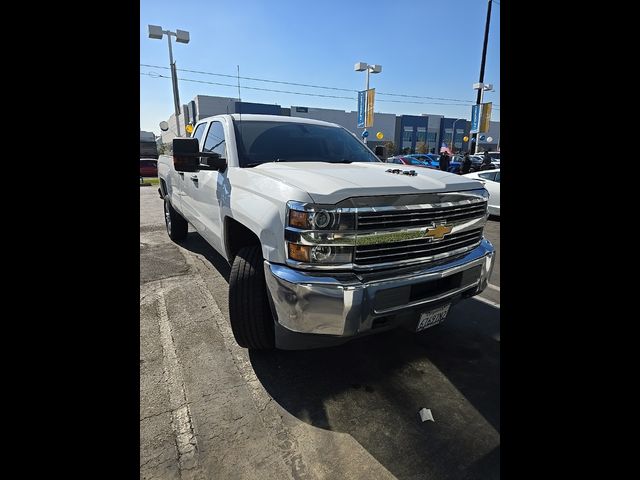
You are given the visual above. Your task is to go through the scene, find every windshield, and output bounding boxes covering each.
[233,120,380,167]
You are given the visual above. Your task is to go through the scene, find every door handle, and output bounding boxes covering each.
[190,175,199,182]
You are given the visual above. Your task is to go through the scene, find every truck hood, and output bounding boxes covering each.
[250,162,484,204]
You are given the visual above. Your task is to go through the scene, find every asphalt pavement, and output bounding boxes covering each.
[140,185,500,480]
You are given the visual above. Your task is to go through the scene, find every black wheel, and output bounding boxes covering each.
[228,245,275,349]
[164,198,188,242]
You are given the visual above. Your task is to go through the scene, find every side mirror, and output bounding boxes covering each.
[173,138,199,172]
[374,145,385,160]
[200,153,227,172]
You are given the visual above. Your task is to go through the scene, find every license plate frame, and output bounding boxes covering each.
[416,304,451,332]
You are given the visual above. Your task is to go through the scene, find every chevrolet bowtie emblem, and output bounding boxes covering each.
[424,224,452,240]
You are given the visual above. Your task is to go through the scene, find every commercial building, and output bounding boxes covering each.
[289,106,396,151]
[159,94,499,156]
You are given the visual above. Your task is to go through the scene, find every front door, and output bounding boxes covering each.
[183,120,228,254]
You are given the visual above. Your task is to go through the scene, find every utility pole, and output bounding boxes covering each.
[472,0,493,154]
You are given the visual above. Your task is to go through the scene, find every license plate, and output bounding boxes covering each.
[416,304,451,332]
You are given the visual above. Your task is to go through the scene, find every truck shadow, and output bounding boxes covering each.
[249,299,500,479]
[181,231,231,281]
[178,231,500,478]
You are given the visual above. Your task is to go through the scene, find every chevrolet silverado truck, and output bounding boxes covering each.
[157,114,495,350]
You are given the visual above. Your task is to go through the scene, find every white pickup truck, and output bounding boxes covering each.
[158,114,494,350]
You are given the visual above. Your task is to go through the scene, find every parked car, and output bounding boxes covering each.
[405,153,463,173]
[463,169,500,216]
[470,155,499,172]
[140,158,158,177]
[448,155,464,174]
[386,156,431,168]
[473,152,500,169]
[404,154,440,169]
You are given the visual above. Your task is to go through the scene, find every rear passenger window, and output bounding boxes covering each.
[191,123,207,148]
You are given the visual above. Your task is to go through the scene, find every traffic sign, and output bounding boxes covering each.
[362,130,369,138]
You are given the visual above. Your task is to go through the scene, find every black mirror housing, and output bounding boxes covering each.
[173,138,199,172]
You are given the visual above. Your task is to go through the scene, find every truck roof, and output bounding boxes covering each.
[199,114,342,129]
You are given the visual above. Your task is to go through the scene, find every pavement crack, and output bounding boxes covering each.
[140,403,189,422]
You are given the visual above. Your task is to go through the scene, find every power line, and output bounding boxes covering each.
[140,72,499,110]
[140,63,497,105]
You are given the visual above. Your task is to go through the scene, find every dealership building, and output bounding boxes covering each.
[160,94,499,155]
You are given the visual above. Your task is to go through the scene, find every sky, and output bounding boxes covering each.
[140,0,500,135]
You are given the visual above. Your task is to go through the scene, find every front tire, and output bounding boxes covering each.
[228,245,275,349]
[164,198,188,242]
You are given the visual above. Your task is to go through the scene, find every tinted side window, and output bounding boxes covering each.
[203,122,226,157]
[478,172,497,181]
[495,172,500,183]
[191,123,207,148]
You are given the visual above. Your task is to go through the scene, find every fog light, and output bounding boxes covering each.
[311,245,332,262]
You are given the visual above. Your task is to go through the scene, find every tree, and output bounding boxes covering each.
[416,142,427,154]
[157,142,172,155]
[384,141,396,156]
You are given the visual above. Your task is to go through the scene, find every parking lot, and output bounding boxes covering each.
[140,186,500,480]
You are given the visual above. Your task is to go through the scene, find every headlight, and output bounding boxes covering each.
[287,201,356,231]
[286,201,356,266]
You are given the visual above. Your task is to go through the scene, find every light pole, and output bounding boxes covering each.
[471,0,493,153]
[148,25,190,137]
[354,62,382,144]
[451,118,463,153]
[471,82,493,153]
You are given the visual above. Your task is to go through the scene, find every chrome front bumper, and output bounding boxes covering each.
[264,239,495,343]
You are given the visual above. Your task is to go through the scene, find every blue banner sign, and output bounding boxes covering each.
[357,91,366,128]
[471,105,480,133]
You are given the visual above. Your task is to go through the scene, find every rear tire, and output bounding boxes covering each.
[164,198,188,242]
[228,245,275,349]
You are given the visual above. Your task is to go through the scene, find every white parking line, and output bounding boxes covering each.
[475,295,500,308]
[487,283,500,292]
[183,252,312,479]
[157,288,200,477]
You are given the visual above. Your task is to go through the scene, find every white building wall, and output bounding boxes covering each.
[477,121,500,150]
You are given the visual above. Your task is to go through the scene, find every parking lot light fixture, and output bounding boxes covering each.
[148,25,191,137]
[354,62,382,144]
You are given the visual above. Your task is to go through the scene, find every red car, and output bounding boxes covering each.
[140,158,158,177]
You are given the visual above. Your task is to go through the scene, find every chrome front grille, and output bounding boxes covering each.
[357,202,487,231]
[355,228,483,266]
[285,190,489,271]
